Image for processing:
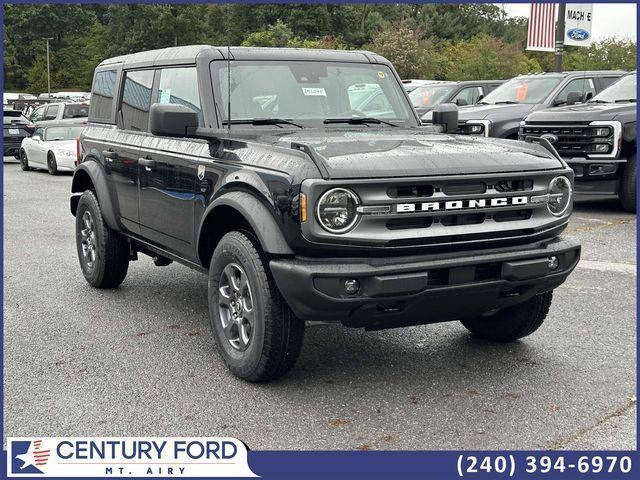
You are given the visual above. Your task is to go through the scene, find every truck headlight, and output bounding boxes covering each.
[465,120,490,137]
[316,188,360,233]
[592,126,612,137]
[547,176,572,216]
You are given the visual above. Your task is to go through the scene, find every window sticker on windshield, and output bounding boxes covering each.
[159,89,172,103]
[378,71,386,79]
[302,87,326,96]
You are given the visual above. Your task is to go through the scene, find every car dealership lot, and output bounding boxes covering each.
[3,159,636,450]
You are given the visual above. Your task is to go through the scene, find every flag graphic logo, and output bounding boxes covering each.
[11,439,51,474]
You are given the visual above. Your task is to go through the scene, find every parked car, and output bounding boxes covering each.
[520,72,637,212]
[19,124,84,174]
[71,46,580,382]
[29,102,89,127]
[423,71,626,138]
[3,109,33,158]
[410,80,504,116]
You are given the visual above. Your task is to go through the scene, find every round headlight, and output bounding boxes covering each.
[547,176,572,216]
[316,188,360,233]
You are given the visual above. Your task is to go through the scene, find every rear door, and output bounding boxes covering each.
[137,66,201,258]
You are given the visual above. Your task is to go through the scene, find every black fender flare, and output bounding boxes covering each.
[70,161,119,231]
[198,191,293,256]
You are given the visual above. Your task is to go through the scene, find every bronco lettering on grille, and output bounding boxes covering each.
[396,196,529,213]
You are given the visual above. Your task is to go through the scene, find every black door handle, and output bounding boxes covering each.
[138,157,156,169]
[102,149,118,160]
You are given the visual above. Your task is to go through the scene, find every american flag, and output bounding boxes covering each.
[527,3,558,52]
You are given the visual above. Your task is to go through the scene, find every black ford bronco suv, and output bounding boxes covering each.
[520,73,637,212]
[71,46,580,382]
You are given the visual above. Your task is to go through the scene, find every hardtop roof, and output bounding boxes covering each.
[98,45,388,69]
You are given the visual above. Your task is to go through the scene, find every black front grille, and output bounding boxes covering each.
[522,123,614,157]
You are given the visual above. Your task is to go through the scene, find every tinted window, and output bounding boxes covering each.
[45,105,59,120]
[555,78,596,105]
[63,103,89,119]
[409,84,455,108]
[600,77,621,89]
[591,74,636,103]
[90,69,118,120]
[157,67,201,123]
[452,87,481,106]
[120,70,154,131]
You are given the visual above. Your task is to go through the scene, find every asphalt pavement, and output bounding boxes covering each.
[3,158,636,450]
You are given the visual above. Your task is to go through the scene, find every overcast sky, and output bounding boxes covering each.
[497,3,637,42]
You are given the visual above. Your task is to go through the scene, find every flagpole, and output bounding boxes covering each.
[554,3,567,72]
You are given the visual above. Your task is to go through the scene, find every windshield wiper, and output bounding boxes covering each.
[614,98,637,103]
[223,118,303,128]
[323,117,398,127]
[494,101,520,105]
[476,101,490,105]
[588,99,610,104]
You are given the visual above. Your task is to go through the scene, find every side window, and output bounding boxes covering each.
[63,103,89,119]
[555,78,596,105]
[34,127,44,139]
[452,87,480,106]
[90,69,118,120]
[120,70,155,131]
[30,106,46,122]
[44,104,59,120]
[600,76,620,90]
[156,67,201,123]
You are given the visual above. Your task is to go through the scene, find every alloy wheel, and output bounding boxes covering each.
[80,211,97,270]
[218,263,255,351]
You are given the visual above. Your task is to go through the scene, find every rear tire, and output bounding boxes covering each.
[75,190,130,288]
[47,152,58,175]
[461,291,553,342]
[208,230,304,382]
[619,154,636,213]
[19,149,31,171]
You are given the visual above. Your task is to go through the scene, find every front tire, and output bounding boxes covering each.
[619,154,636,213]
[19,149,31,171]
[75,190,130,288]
[208,231,304,382]
[47,152,58,175]
[461,291,553,342]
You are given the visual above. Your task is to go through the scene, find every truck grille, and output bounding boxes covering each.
[521,122,618,158]
[302,170,570,250]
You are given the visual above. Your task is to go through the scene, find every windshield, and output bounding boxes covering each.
[408,84,454,108]
[480,76,562,105]
[45,126,84,141]
[213,60,414,127]
[590,74,637,103]
[63,103,90,119]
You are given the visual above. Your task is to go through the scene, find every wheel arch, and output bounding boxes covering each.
[70,161,119,230]
[197,190,293,268]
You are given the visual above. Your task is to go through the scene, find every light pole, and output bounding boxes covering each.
[554,4,567,73]
[42,37,53,97]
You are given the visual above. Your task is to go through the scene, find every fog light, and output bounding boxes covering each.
[593,143,610,153]
[548,256,559,270]
[344,279,360,295]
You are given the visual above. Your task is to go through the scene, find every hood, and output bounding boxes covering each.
[525,102,637,123]
[421,103,535,123]
[244,128,563,179]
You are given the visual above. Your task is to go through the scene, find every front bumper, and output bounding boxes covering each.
[270,236,580,329]
[566,157,626,196]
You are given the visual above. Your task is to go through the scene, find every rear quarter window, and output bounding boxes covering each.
[89,69,118,122]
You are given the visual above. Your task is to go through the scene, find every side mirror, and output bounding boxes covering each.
[149,103,199,137]
[455,98,468,107]
[477,94,484,102]
[565,91,583,106]
[432,103,459,133]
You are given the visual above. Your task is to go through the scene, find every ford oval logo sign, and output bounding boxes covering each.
[567,28,590,41]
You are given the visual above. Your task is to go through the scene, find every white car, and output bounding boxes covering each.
[19,125,83,175]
